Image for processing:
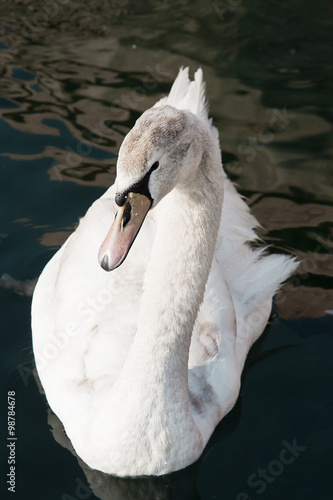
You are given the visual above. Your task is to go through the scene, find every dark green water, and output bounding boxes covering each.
[1,1,333,499]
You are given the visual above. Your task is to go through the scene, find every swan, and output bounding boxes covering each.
[32,67,298,477]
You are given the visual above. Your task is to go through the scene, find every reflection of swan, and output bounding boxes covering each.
[32,68,297,477]
[47,408,201,500]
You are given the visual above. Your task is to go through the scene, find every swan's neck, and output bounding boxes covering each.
[115,145,224,407]
[104,141,224,474]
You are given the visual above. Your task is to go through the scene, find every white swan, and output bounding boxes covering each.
[32,68,297,477]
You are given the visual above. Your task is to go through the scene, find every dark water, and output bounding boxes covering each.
[1,0,333,499]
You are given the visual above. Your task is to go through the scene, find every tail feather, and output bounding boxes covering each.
[155,67,209,120]
[183,68,209,120]
[163,67,191,108]
[155,67,219,144]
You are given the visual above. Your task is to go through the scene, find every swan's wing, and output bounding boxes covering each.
[188,256,240,442]
[187,176,298,438]
[218,177,298,312]
[156,67,208,119]
[217,177,298,363]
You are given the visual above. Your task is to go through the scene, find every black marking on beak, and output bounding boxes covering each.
[115,192,128,207]
[115,161,159,208]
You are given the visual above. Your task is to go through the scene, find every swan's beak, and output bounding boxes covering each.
[98,192,151,271]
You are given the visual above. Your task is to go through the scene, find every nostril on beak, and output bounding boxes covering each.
[100,253,110,271]
[122,203,131,228]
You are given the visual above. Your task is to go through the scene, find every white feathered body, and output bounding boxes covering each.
[32,68,297,476]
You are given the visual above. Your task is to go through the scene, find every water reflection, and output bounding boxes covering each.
[48,410,201,500]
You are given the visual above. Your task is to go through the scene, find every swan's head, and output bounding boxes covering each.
[98,105,203,271]
[116,105,202,206]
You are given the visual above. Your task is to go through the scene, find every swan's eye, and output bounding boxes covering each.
[150,161,159,172]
